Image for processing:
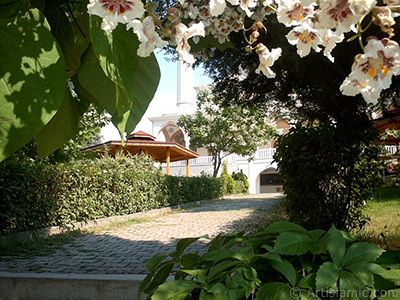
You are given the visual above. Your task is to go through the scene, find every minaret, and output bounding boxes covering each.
[176,60,196,114]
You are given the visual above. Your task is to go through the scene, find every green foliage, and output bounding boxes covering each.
[232,170,249,194]
[219,161,236,195]
[0,1,161,162]
[139,222,400,300]
[178,90,276,177]
[165,176,225,206]
[0,7,66,162]
[5,104,110,163]
[0,161,60,234]
[274,124,383,231]
[0,154,226,234]
[54,154,167,225]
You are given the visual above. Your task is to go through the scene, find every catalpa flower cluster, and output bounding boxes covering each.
[87,0,400,104]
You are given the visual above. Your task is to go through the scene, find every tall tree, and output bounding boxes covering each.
[178,90,276,177]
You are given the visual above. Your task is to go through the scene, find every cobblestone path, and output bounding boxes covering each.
[0,194,282,274]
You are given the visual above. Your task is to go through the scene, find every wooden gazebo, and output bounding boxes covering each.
[84,131,199,176]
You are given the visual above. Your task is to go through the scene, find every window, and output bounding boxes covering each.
[260,174,282,185]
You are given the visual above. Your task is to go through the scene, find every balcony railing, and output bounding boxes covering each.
[383,145,398,156]
[168,148,277,167]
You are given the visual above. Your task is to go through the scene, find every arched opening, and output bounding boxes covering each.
[158,122,186,147]
[258,167,283,193]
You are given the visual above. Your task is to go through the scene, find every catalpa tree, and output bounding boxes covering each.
[1,0,399,161]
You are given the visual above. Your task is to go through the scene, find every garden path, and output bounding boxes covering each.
[0,194,282,275]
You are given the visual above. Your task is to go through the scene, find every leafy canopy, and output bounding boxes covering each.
[0,0,160,162]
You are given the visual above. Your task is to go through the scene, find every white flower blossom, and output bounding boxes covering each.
[239,0,258,17]
[210,0,239,16]
[319,0,360,34]
[127,17,168,57]
[286,19,322,57]
[348,0,376,17]
[174,22,205,64]
[87,0,145,34]
[315,26,344,62]
[255,43,282,78]
[340,38,400,103]
[277,0,315,27]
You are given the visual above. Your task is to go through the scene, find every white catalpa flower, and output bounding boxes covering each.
[316,27,344,62]
[340,74,380,103]
[277,0,315,27]
[255,43,282,78]
[340,38,400,103]
[210,0,239,17]
[319,0,360,34]
[127,17,168,57]
[286,19,322,57]
[87,0,145,34]
[174,22,205,64]
[348,0,376,17]
[239,0,258,17]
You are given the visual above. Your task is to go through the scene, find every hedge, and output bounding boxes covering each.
[0,154,224,234]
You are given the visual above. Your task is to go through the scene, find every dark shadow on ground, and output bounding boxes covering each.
[0,196,285,275]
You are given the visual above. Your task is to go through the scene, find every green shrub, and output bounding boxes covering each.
[164,175,224,206]
[0,153,225,233]
[232,170,249,194]
[220,161,236,194]
[139,222,400,300]
[54,153,168,225]
[274,124,382,231]
[0,161,59,234]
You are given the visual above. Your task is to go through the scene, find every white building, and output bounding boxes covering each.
[141,61,290,194]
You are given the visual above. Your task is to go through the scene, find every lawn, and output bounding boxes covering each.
[356,185,400,249]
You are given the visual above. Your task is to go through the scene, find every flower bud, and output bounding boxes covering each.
[250,31,260,42]
[171,20,181,34]
[245,45,253,53]
[162,28,172,37]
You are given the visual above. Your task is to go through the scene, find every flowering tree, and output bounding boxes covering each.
[177,90,276,177]
[1,0,399,161]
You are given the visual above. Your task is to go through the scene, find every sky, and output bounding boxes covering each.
[100,52,212,141]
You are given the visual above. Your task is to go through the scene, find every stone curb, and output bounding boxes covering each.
[0,272,151,300]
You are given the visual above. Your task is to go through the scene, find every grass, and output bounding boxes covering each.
[0,230,85,257]
[356,185,400,250]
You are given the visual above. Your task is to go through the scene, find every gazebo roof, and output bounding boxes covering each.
[84,131,198,163]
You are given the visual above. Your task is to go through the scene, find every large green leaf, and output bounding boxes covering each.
[272,231,313,255]
[342,242,384,267]
[76,45,118,114]
[152,280,198,300]
[255,282,293,300]
[90,15,160,136]
[339,270,370,300]
[262,221,310,235]
[375,268,400,285]
[172,237,203,259]
[35,87,89,157]
[120,54,160,134]
[0,8,65,161]
[43,1,89,76]
[316,262,340,292]
[269,259,297,287]
[202,247,253,263]
[0,0,30,19]
[327,226,346,268]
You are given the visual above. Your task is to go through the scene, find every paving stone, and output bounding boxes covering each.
[0,194,282,275]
